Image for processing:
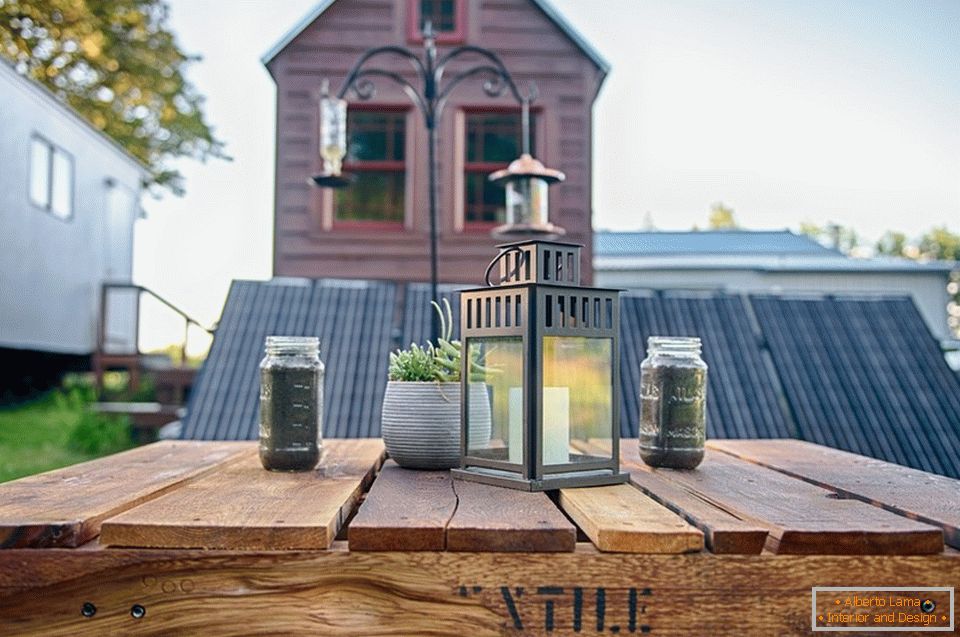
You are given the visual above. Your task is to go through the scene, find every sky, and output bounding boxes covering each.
[135,0,960,351]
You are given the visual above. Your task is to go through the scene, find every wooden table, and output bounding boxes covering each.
[0,439,957,635]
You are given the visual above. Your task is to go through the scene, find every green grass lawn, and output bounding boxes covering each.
[0,381,135,483]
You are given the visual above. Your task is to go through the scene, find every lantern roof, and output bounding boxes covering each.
[495,238,583,250]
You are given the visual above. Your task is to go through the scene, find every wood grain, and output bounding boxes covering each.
[1,545,958,636]
[619,444,942,554]
[348,461,457,551]
[582,439,767,554]
[447,479,576,552]
[709,438,960,549]
[0,441,250,548]
[559,483,703,553]
[100,439,384,550]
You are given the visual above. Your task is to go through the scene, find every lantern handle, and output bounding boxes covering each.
[483,246,524,287]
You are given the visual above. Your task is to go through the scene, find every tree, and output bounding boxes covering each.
[919,226,960,261]
[799,221,859,253]
[0,0,226,194]
[875,226,960,338]
[708,202,738,230]
[875,231,908,258]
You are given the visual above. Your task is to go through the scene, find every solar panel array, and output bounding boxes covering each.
[618,292,791,439]
[753,295,960,478]
[180,278,395,440]
[181,279,960,478]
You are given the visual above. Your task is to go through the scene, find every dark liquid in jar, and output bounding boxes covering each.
[639,364,706,469]
[260,364,321,471]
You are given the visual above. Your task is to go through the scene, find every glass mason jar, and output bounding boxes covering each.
[638,336,708,469]
[259,336,324,471]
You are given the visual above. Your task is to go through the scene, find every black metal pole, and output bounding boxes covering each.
[426,117,440,342]
[323,21,535,344]
[424,26,440,343]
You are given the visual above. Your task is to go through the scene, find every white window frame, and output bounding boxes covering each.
[29,133,75,221]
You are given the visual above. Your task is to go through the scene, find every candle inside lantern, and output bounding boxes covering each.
[508,386,570,465]
[318,80,347,176]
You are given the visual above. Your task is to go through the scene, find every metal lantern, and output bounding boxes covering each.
[489,154,566,241]
[451,240,628,491]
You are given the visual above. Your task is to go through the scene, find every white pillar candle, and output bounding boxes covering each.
[508,387,570,465]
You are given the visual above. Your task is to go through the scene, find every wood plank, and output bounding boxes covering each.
[0,441,250,548]
[624,468,768,554]
[709,438,960,549]
[5,546,957,636]
[580,439,767,554]
[348,461,457,551]
[100,439,384,550]
[559,484,703,553]
[447,480,576,552]
[619,443,942,555]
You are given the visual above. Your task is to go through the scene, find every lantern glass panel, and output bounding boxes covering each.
[466,336,524,466]
[505,177,549,226]
[541,336,614,465]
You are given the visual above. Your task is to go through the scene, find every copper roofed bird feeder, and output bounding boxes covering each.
[489,99,565,241]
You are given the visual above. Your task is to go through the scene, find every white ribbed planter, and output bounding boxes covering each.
[381,381,492,470]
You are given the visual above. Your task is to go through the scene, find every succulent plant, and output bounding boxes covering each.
[387,342,438,382]
[387,299,490,382]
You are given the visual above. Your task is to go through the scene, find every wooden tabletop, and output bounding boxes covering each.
[1,438,958,635]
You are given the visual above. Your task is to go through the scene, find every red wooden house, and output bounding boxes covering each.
[263,0,608,283]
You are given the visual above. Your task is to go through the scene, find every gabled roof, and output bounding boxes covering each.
[0,60,150,176]
[595,230,839,257]
[261,0,610,74]
[594,230,957,274]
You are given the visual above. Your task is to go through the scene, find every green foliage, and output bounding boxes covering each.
[388,342,438,382]
[875,231,908,257]
[68,410,132,455]
[0,377,135,482]
[0,0,227,194]
[919,226,960,261]
[387,299,491,382]
[799,222,859,253]
[873,225,960,337]
[707,202,738,230]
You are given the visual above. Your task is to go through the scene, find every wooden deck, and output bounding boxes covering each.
[0,439,957,635]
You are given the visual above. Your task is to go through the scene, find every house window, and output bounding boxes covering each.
[335,110,406,224]
[29,135,74,220]
[408,0,465,43]
[464,111,535,224]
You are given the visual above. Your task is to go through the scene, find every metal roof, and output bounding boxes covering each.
[595,230,840,257]
[617,291,790,440]
[594,231,957,274]
[180,278,396,440]
[181,277,960,478]
[260,0,610,74]
[752,295,960,478]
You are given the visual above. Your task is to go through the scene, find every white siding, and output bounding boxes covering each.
[0,64,145,354]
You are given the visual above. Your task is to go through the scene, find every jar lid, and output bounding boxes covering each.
[647,336,702,354]
[265,335,320,355]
